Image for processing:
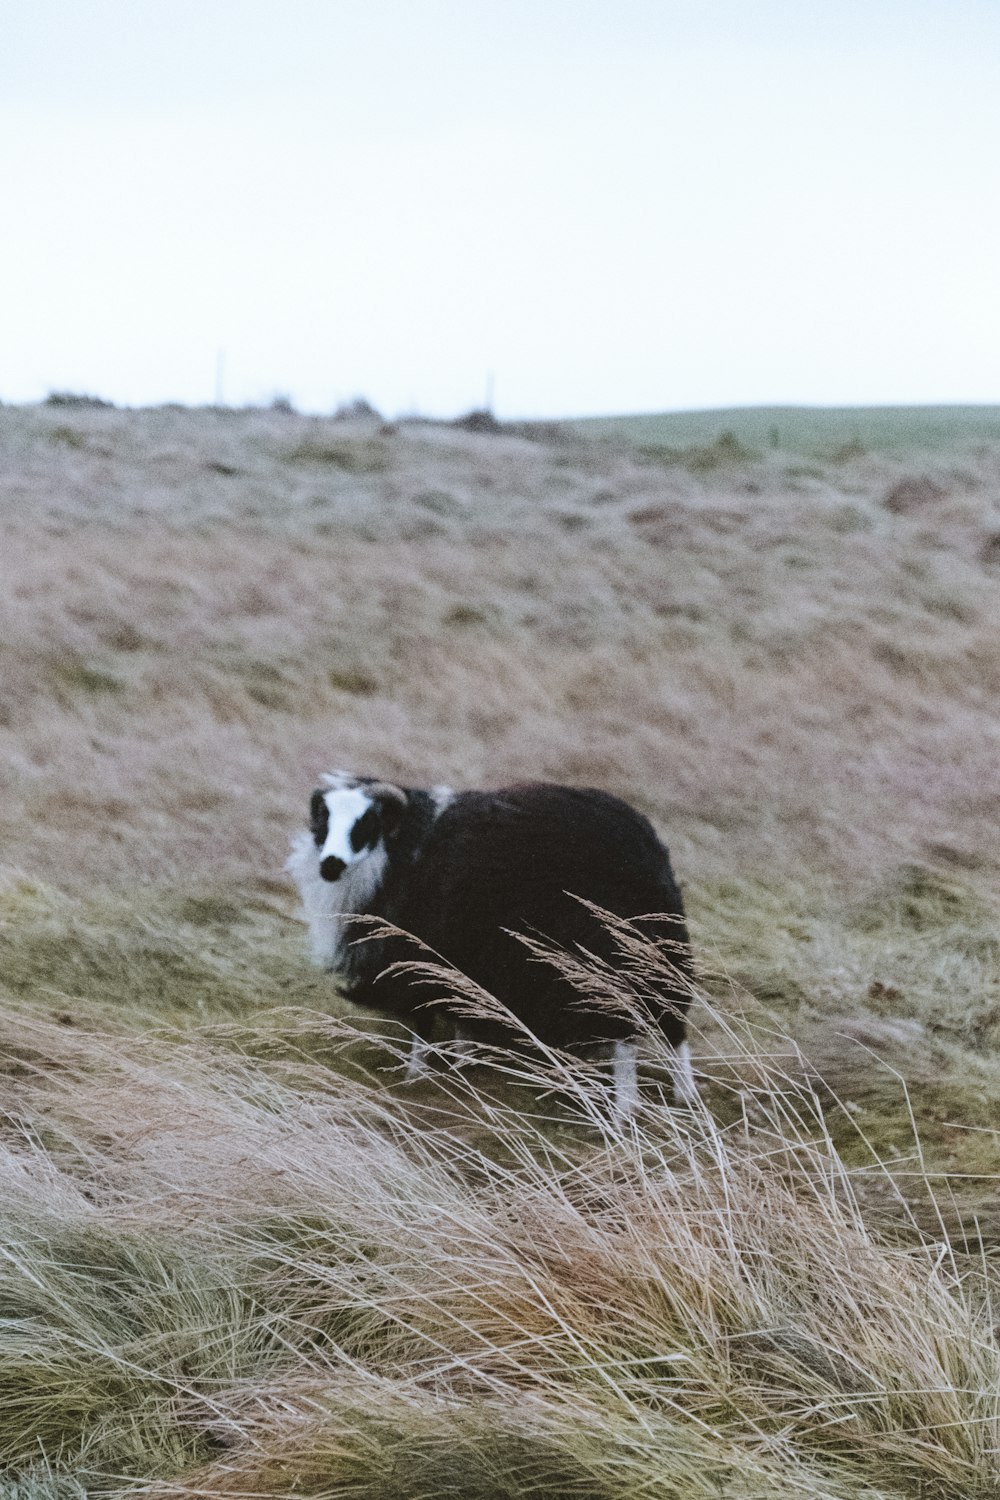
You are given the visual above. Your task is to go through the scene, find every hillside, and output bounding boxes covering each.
[569,402,1000,454]
[1,400,999,1496]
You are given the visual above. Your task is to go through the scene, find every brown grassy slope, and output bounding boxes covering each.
[1,401,999,1200]
[2,402,998,886]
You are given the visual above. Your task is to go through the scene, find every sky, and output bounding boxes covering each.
[1,0,998,418]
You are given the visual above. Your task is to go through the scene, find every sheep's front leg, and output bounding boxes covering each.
[404,1009,437,1081]
[406,1031,432,1080]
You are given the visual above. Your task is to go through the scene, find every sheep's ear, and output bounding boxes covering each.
[369,782,407,836]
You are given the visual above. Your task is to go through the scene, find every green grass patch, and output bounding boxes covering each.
[48,653,125,698]
[0,875,337,1032]
[573,403,1000,456]
[284,436,393,473]
[633,431,763,472]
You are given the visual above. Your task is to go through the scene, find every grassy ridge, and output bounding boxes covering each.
[569,403,1000,455]
[1,401,999,1493]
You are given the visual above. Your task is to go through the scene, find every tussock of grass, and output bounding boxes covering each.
[48,653,125,698]
[0,1472,90,1500]
[283,436,393,473]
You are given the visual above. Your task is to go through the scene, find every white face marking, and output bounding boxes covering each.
[320,786,376,870]
[320,769,356,791]
[287,771,447,976]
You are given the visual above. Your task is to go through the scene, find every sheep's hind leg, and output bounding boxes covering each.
[668,1040,698,1106]
[612,1040,639,1121]
[447,1021,478,1067]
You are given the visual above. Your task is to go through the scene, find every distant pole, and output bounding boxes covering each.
[485,369,495,414]
[215,348,226,406]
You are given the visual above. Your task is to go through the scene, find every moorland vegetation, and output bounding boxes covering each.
[0,400,999,1496]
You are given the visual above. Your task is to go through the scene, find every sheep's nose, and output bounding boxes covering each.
[320,854,346,882]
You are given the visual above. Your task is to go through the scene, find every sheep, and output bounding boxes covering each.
[287,772,696,1115]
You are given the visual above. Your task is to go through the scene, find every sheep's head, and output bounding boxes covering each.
[310,773,408,882]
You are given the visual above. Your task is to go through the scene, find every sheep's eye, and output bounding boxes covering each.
[350,806,380,853]
[310,790,329,845]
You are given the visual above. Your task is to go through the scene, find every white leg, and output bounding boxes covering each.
[669,1040,698,1105]
[449,1022,477,1064]
[612,1040,639,1121]
[405,1032,432,1080]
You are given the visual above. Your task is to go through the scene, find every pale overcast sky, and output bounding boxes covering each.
[2,1,998,417]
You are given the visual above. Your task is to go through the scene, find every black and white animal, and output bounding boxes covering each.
[286,772,696,1115]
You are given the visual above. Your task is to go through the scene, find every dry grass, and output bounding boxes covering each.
[3,937,1000,1500]
[3,402,999,892]
[2,399,1000,1492]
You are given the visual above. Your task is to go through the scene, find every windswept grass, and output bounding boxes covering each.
[2,928,1000,1498]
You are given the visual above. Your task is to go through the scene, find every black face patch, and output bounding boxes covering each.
[310,789,329,848]
[349,804,381,854]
